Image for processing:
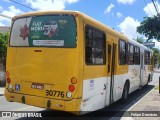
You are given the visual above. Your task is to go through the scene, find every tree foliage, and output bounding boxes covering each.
[0,32,8,62]
[137,15,160,41]
[152,48,160,65]
[152,48,159,54]
[134,37,144,44]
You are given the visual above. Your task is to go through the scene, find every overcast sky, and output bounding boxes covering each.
[0,0,160,40]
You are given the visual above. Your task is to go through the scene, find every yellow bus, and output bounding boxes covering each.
[5,11,154,115]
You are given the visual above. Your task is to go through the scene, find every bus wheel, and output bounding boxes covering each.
[122,82,129,102]
[145,74,150,86]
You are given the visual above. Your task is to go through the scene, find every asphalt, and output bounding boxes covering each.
[0,70,159,120]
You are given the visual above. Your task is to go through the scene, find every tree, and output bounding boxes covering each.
[137,15,160,41]
[152,48,160,66]
[0,32,8,70]
[134,37,144,44]
[152,48,159,54]
[0,33,8,60]
[0,32,8,86]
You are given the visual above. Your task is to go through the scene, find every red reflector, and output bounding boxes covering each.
[11,96,15,98]
[59,104,63,107]
[34,50,42,52]
[69,85,75,92]
[7,78,11,83]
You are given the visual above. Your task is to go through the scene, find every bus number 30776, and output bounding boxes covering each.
[45,90,65,98]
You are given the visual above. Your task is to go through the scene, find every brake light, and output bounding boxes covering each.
[68,77,77,93]
[69,85,75,92]
[7,78,11,83]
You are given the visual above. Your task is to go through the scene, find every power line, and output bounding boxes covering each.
[152,0,159,15]
[154,0,160,15]
[0,14,12,19]
[144,0,154,16]
[0,17,10,21]
[9,0,36,11]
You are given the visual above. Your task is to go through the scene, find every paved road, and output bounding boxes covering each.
[0,71,159,120]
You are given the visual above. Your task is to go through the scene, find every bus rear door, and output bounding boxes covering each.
[140,53,144,87]
[106,40,116,105]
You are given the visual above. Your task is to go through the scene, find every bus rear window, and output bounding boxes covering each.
[10,15,77,47]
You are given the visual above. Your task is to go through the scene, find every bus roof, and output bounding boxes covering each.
[128,38,153,52]
[12,10,152,52]
[12,10,127,40]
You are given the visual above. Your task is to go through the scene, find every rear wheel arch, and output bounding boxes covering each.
[124,79,130,92]
[126,79,130,90]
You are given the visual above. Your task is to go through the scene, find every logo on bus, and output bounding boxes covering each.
[89,80,94,90]
[15,84,20,91]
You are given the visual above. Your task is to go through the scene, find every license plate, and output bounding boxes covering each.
[31,83,44,90]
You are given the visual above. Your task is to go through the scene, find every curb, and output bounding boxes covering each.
[127,86,156,111]
[120,86,159,119]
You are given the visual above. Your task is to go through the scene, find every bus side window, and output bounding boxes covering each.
[144,51,150,65]
[85,28,93,64]
[119,40,126,65]
[127,43,134,65]
[134,46,140,65]
[85,25,106,65]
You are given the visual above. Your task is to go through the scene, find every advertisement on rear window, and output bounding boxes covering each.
[10,15,76,47]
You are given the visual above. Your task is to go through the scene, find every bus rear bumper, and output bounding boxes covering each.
[5,88,81,115]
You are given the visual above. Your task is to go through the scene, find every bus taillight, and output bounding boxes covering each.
[7,78,11,83]
[69,85,75,92]
[71,77,77,84]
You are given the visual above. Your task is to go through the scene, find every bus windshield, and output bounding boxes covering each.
[10,15,77,47]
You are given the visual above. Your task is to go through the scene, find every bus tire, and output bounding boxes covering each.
[148,74,151,83]
[145,74,150,86]
[122,81,129,102]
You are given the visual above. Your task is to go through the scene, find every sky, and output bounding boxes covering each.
[0,0,160,40]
